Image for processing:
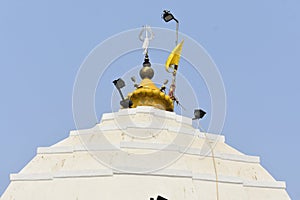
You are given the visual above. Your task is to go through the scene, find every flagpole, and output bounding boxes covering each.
[162,10,183,106]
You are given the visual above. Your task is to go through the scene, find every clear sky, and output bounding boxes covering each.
[0,0,299,199]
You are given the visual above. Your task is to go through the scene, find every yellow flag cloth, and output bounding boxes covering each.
[165,40,184,72]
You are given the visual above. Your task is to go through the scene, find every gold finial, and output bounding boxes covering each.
[127,53,174,111]
[126,26,174,111]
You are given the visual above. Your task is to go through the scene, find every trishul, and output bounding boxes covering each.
[139,25,154,55]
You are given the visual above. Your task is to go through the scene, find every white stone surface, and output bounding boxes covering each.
[1,106,291,200]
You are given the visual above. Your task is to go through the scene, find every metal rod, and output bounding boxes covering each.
[116,88,125,100]
[175,19,179,45]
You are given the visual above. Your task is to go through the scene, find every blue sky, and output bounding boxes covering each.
[0,0,299,199]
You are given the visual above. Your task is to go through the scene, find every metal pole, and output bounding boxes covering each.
[175,19,179,45]
[116,88,125,100]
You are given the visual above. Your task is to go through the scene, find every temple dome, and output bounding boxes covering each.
[128,78,174,111]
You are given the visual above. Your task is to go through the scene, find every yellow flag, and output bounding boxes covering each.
[165,40,184,72]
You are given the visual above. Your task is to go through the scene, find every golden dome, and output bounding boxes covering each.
[127,54,174,111]
[128,78,174,111]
